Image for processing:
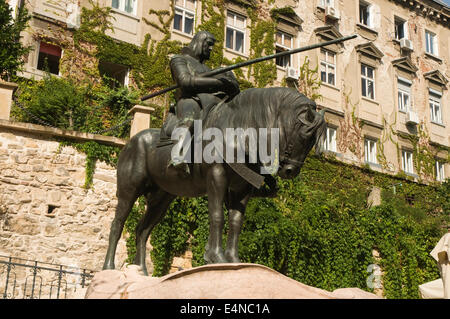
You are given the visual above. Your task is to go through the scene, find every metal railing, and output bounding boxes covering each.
[0,255,96,299]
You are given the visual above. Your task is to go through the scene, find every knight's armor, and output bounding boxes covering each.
[167,31,240,173]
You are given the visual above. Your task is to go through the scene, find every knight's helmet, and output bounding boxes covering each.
[187,31,216,61]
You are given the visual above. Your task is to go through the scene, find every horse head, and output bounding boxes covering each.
[278,104,326,180]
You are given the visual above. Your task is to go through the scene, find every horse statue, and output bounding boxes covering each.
[102,87,326,275]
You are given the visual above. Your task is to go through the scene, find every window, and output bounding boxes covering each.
[364,138,377,164]
[173,0,195,35]
[112,0,137,15]
[359,1,371,27]
[402,150,414,174]
[226,11,246,54]
[320,0,334,6]
[320,49,336,86]
[394,17,407,40]
[275,31,293,68]
[361,64,375,99]
[425,30,438,56]
[429,90,442,124]
[37,41,62,75]
[323,127,337,152]
[99,61,130,88]
[8,0,18,20]
[397,78,411,112]
[436,161,445,181]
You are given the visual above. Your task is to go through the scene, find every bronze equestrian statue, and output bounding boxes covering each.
[103,32,356,276]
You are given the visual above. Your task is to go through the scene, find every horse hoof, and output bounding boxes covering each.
[225,253,241,263]
[204,251,227,264]
[102,263,115,270]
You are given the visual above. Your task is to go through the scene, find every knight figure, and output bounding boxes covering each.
[165,31,240,174]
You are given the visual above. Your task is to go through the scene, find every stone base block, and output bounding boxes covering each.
[84,263,381,299]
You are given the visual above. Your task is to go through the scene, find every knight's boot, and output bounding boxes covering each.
[168,125,191,176]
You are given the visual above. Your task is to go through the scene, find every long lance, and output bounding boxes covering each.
[141,34,357,102]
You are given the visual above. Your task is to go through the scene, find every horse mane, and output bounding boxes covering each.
[206,87,317,131]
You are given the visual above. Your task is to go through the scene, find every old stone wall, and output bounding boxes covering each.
[0,121,132,297]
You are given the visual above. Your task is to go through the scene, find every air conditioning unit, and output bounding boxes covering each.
[286,67,299,81]
[66,3,80,29]
[400,38,413,51]
[406,111,419,125]
[325,6,339,20]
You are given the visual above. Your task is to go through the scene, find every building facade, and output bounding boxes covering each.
[7,0,450,181]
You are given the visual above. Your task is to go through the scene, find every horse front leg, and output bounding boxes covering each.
[225,191,250,263]
[204,164,228,264]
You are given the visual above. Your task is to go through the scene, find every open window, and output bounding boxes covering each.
[226,11,246,54]
[173,0,195,35]
[323,126,337,152]
[402,149,414,174]
[275,31,293,68]
[364,138,377,164]
[320,49,336,86]
[99,61,130,88]
[429,89,442,125]
[425,30,438,56]
[397,78,411,113]
[436,160,445,182]
[359,1,371,27]
[111,0,137,15]
[37,41,62,75]
[394,16,407,40]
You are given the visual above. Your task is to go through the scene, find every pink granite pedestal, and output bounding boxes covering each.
[84,263,381,299]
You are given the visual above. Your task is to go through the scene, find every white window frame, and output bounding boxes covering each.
[320,49,336,86]
[429,90,442,124]
[359,1,371,27]
[324,126,337,152]
[402,150,414,174]
[173,0,196,35]
[436,160,445,182]
[226,11,246,54]
[111,0,138,15]
[320,0,334,7]
[394,16,408,40]
[36,40,63,76]
[397,78,411,113]
[361,64,375,100]
[364,138,377,164]
[425,30,438,56]
[275,31,293,68]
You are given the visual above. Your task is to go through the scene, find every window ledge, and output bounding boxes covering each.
[365,161,381,169]
[361,96,379,105]
[30,67,61,78]
[356,23,378,37]
[171,29,194,40]
[424,52,442,63]
[431,121,445,128]
[276,65,288,72]
[323,150,343,158]
[405,172,419,179]
[225,48,249,59]
[321,82,340,91]
[111,8,139,21]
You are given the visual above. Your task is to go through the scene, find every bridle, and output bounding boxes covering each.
[279,119,305,168]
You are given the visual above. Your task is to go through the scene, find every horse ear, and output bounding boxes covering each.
[297,107,315,126]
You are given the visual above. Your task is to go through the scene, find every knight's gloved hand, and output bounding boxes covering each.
[219,77,240,98]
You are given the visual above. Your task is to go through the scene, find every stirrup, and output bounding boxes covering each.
[168,158,190,175]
